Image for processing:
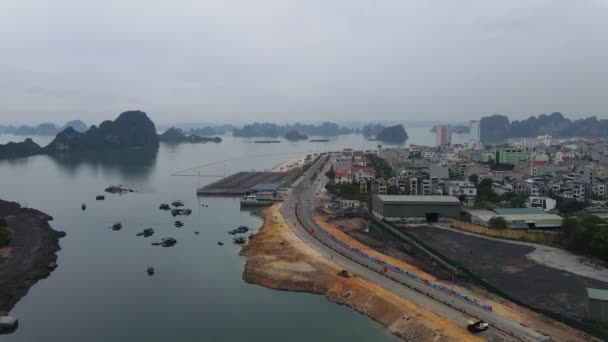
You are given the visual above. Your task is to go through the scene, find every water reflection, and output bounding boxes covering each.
[48,148,158,181]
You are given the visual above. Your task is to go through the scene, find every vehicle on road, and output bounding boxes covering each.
[467,320,489,333]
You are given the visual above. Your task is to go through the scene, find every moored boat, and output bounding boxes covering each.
[239,192,277,206]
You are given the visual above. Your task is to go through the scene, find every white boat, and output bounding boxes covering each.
[240,192,277,206]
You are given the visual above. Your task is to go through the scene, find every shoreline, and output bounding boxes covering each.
[240,204,481,341]
[270,155,306,172]
[0,199,64,314]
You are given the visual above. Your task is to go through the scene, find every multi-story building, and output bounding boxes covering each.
[435,125,451,148]
[353,167,376,183]
[469,120,481,143]
[527,196,557,211]
[507,135,552,149]
[409,177,419,195]
[335,169,352,184]
[496,147,527,164]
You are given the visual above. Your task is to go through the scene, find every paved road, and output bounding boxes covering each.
[280,154,547,341]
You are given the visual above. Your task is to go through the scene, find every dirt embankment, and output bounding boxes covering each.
[314,212,599,342]
[0,199,64,313]
[240,204,481,342]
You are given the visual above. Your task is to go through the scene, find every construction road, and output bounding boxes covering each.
[279,153,548,341]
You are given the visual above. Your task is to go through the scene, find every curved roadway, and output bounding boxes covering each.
[280,154,547,342]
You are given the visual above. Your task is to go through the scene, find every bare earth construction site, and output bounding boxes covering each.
[236,153,600,341]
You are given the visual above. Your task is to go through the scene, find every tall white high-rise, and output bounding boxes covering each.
[435,125,451,148]
[469,120,481,142]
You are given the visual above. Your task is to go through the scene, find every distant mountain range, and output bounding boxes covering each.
[233,122,354,137]
[480,112,608,142]
[0,120,88,135]
[0,111,159,159]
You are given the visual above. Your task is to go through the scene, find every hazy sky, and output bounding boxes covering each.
[1,1,607,125]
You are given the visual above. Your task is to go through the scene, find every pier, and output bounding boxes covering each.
[197,168,301,195]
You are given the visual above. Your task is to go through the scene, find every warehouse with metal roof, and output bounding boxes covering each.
[464,208,563,229]
[587,288,608,322]
[371,195,461,222]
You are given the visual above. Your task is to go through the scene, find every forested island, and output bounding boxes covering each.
[159,127,222,143]
[480,112,608,142]
[284,130,308,141]
[0,111,159,159]
[361,124,408,143]
[375,124,408,143]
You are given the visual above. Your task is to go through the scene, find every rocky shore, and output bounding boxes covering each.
[0,199,64,313]
[240,204,479,341]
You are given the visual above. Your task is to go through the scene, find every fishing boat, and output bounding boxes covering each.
[161,237,177,247]
[233,236,246,245]
[137,228,154,237]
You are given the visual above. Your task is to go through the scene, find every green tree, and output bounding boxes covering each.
[555,197,589,214]
[468,174,479,186]
[510,195,526,208]
[476,179,498,202]
[488,216,508,229]
[0,218,12,247]
[325,166,335,181]
[387,185,399,195]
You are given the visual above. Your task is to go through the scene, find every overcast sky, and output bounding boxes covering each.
[1,0,607,125]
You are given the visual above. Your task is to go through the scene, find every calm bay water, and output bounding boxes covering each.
[0,128,465,341]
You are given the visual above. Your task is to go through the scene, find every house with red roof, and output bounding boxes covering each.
[353,166,376,183]
[335,169,353,184]
[354,156,367,167]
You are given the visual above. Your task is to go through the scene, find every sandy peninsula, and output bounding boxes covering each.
[240,204,483,341]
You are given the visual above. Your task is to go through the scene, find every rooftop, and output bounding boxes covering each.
[493,208,545,215]
[375,195,461,204]
[587,288,608,301]
[249,182,284,192]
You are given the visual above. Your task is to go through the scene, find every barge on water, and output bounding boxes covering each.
[0,316,18,334]
[240,192,277,206]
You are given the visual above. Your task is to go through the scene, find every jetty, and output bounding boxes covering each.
[197,169,300,195]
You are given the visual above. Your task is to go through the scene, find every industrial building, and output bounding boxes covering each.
[464,208,563,229]
[587,288,608,322]
[371,195,461,222]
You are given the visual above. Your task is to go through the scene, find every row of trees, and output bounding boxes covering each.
[561,215,608,262]
[0,218,12,247]
[365,153,394,179]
